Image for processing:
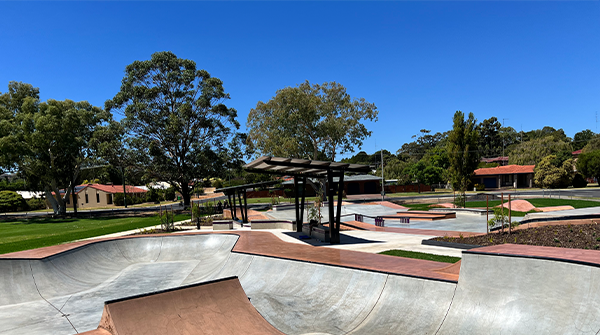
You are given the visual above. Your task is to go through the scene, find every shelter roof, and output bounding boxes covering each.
[281,174,381,185]
[215,180,279,194]
[473,165,535,176]
[243,156,371,177]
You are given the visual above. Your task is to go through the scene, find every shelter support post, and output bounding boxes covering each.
[328,172,339,244]
[243,190,248,223]
[336,173,345,236]
[237,190,245,223]
[300,176,306,227]
[232,192,237,221]
[294,177,300,230]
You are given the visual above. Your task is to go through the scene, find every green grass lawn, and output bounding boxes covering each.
[244,196,319,204]
[378,249,460,263]
[0,213,191,255]
[403,198,600,217]
[385,191,452,197]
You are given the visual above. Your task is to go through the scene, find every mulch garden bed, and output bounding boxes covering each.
[434,222,600,250]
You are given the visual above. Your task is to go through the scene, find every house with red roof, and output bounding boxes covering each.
[472,165,535,190]
[52,184,147,209]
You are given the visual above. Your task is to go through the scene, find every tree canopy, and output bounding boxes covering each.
[534,155,574,189]
[247,81,378,161]
[509,135,572,165]
[0,82,110,214]
[576,150,600,183]
[104,51,240,207]
[573,129,595,151]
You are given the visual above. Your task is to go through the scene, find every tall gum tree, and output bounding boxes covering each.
[105,51,240,207]
[247,81,378,161]
[0,82,110,215]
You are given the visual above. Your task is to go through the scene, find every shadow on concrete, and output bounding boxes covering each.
[282,231,383,247]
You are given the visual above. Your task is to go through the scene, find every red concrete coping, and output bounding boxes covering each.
[465,244,600,267]
[0,231,459,283]
[92,277,284,335]
[79,329,112,335]
[342,220,483,238]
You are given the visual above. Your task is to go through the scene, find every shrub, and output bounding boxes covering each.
[0,191,27,212]
[473,183,486,191]
[164,187,176,202]
[26,198,46,210]
[146,187,161,203]
[488,206,509,230]
[572,173,588,188]
[211,179,223,189]
[114,193,136,206]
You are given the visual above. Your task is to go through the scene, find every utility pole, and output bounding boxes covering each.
[502,118,509,159]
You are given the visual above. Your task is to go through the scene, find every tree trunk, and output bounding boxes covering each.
[181,184,191,209]
[71,184,78,217]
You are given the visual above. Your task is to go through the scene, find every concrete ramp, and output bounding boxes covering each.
[438,250,600,334]
[86,277,283,335]
[3,233,600,334]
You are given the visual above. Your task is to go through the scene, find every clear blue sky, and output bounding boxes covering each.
[1,1,598,159]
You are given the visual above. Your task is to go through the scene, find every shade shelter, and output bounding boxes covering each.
[215,180,279,223]
[243,156,371,244]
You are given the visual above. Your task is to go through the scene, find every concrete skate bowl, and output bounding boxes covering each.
[1,234,600,335]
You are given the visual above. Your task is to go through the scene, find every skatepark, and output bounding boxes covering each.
[2,229,600,335]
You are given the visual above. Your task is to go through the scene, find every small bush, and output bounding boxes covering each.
[164,187,176,202]
[473,183,486,191]
[26,198,46,210]
[114,193,138,206]
[572,174,588,188]
[0,191,27,212]
[146,187,161,203]
[211,179,223,189]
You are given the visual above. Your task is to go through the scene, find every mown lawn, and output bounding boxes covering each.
[244,196,319,204]
[402,198,600,217]
[378,249,460,263]
[0,214,190,255]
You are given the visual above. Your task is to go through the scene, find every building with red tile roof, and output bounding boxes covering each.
[472,165,535,189]
[51,184,147,209]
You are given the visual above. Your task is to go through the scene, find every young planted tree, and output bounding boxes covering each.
[105,51,240,208]
[447,111,479,207]
[247,81,378,161]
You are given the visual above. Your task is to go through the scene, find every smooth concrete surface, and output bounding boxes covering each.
[264,203,524,233]
[2,234,600,334]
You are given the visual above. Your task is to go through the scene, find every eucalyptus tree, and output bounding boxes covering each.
[247,81,378,161]
[0,81,110,215]
[105,51,240,207]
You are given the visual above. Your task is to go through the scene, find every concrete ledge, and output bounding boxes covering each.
[422,238,481,250]
[311,226,330,242]
[213,220,234,230]
[430,208,491,216]
[251,220,296,231]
